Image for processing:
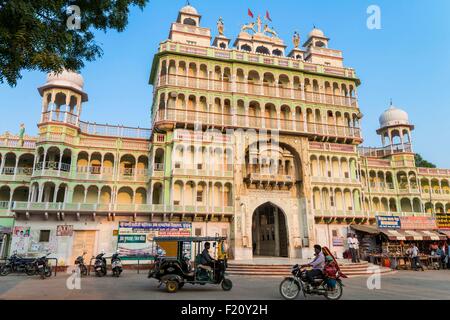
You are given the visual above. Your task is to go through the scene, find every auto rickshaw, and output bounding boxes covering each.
[148,236,233,293]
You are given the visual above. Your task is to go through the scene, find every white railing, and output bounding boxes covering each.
[11,201,234,214]
[79,121,151,139]
[358,143,412,157]
[154,108,362,139]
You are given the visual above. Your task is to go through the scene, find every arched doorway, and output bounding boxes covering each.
[252,202,288,257]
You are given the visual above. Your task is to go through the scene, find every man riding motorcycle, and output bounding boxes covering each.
[302,244,325,286]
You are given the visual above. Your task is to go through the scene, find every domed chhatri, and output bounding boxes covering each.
[180,4,198,15]
[308,27,325,38]
[47,69,84,91]
[378,104,410,128]
[38,69,88,101]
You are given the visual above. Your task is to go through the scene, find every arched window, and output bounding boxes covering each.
[183,18,196,26]
[272,49,282,56]
[240,44,251,52]
[256,46,270,55]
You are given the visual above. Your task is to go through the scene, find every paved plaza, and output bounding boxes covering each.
[0,270,449,300]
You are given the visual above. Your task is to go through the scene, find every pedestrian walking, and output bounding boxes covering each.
[406,243,424,271]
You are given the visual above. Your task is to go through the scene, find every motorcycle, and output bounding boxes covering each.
[279,264,345,300]
[74,252,88,277]
[30,253,53,279]
[94,251,107,277]
[0,252,35,276]
[111,252,123,277]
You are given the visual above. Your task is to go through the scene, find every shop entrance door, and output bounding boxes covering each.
[71,231,96,265]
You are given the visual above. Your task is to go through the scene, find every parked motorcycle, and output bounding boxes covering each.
[74,252,88,276]
[279,264,345,300]
[30,253,52,279]
[111,251,123,277]
[0,252,35,276]
[94,251,107,277]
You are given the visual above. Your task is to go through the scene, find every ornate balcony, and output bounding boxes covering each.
[245,172,295,187]
[159,74,358,108]
[154,108,362,140]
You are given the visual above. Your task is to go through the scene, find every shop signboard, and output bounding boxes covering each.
[332,236,344,246]
[399,217,437,230]
[436,214,450,229]
[117,221,192,258]
[376,216,401,229]
[56,225,74,236]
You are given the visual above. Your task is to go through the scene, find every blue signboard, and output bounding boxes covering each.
[376,216,401,229]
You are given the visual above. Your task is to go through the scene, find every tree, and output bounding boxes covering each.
[415,153,436,168]
[0,0,148,86]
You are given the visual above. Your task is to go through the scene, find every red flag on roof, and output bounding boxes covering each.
[266,10,272,22]
[248,8,254,18]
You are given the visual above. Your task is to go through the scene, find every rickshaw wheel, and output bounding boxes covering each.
[166,280,179,293]
[221,278,233,291]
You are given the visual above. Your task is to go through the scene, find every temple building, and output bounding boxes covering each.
[0,4,449,262]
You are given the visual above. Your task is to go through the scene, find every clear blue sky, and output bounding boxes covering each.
[1,0,449,166]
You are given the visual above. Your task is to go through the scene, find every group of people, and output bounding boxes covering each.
[429,242,450,269]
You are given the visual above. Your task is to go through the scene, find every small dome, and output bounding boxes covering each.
[38,69,88,101]
[308,27,325,38]
[46,69,84,92]
[180,5,198,15]
[379,105,410,128]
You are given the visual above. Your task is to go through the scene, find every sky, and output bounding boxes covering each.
[1,0,450,166]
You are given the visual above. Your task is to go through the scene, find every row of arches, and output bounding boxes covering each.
[312,187,362,212]
[310,155,358,179]
[159,59,357,106]
[157,92,361,137]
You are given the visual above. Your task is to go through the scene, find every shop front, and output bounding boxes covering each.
[351,216,446,270]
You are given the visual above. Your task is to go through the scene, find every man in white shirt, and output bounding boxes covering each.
[351,234,360,263]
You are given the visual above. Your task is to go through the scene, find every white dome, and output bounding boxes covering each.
[46,69,84,92]
[180,5,198,15]
[308,28,325,38]
[379,105,410,128]
[38,69,88,101]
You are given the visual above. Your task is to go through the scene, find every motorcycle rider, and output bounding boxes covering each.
[303,244,325,285]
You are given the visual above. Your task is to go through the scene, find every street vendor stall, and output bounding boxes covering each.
[350,216,447,270]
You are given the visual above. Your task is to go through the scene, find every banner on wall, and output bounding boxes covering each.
[11,227,31,254]
[400,217,437,230]
[436,214,450,229]
[117,222,192,257]
[376,216,401,229]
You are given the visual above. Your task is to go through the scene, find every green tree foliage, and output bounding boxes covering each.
[0,0,148,86]
[415,153,436,168]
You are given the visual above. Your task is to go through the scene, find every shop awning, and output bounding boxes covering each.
[350,225,380,235]
[380,229,446,241]
[439,230,450,239]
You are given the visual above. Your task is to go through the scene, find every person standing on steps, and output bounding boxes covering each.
[351,234,360,263]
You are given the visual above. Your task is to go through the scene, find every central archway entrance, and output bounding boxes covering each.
[252,202,288,257]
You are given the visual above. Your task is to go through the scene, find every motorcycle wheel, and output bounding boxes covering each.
[221,278,233,291]
[0,265,11,276]
[26,266,36,276]
[166,280,179,293]
[102,268,107,276]
[324,281,343,301]
[40,269,46,280]
[280,278,300,300]
[45,267,52,278]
